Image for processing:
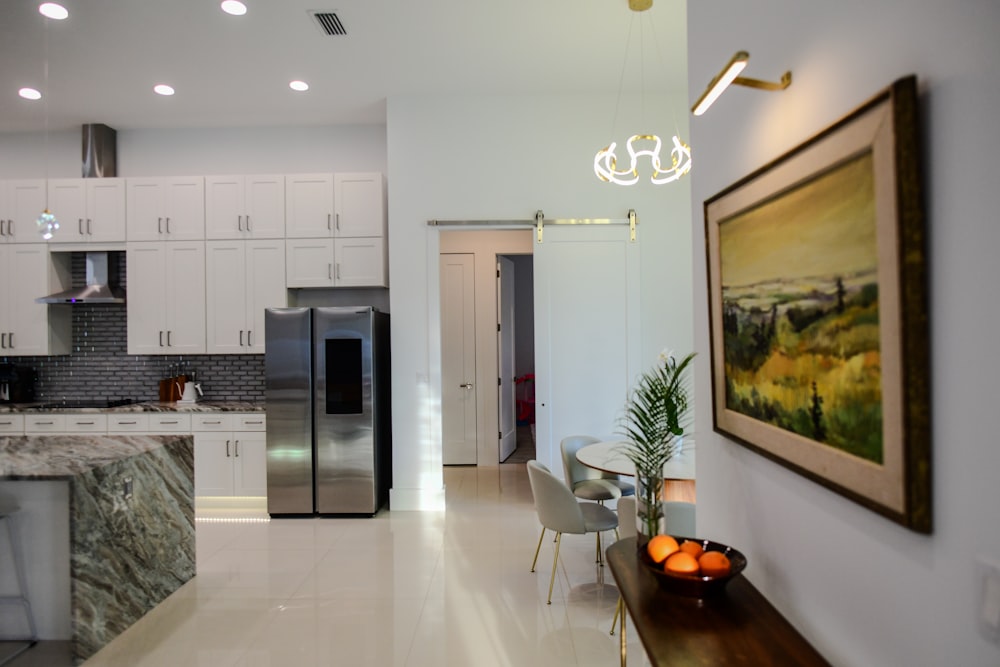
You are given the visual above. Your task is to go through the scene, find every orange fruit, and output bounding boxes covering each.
[664,550,700,575]
[646,535,679,563]
[698,551,731,577]
[678,540,704,560]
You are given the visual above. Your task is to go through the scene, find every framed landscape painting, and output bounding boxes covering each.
[704,76,931,533]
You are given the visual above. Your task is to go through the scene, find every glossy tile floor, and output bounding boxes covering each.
[18,465,652,666]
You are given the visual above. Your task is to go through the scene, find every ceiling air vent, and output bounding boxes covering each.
[309,11,347,36]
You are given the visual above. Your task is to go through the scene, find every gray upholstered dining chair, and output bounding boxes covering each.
[527,460,620,604]
[560,435,635,501]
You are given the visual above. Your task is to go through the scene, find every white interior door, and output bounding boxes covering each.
[440,253,478,465]
[533,225,641,471]
[497,256,517,462]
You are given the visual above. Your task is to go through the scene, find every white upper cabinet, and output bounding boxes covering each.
[126,241,206,355]
[46,178,126,244]
[285,237,386,288]
[0,180,47,243]
[205,175,285,240]
[334,173,385,238]
[284,173,334,238]
[0,244,71,356]
[205,239,286,353]
[126,177,205,241]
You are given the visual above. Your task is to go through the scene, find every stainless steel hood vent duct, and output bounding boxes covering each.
[82,123,117,178]
[36,252,125,304]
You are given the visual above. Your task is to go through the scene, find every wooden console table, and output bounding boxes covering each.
[606,537,831,666]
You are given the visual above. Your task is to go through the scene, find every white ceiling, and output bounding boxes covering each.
[0,0,689,134]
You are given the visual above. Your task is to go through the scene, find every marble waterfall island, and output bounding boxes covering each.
[0,433,194,664]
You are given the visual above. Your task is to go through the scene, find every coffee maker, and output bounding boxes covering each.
[0,364,36,404]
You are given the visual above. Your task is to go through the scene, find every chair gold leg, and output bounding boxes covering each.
[610,595,621,635]
[620,597,627,667]
[531,527,546,573]
[548,533,561,604]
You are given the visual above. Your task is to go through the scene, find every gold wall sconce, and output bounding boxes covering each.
[691,51,792,116]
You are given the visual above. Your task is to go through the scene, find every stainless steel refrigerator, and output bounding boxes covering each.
[265,306,391,516]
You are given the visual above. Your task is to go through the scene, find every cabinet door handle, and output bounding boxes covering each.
[328,263,332,280]
[0,421,12,426]
[118,420,137,425]
[245,420,263,425]
[238,214,243,231]
[35,421,54,425]
[335,213,340,231]
[235,440,240,457]
[76,421,95,426]
[158,217,163,234]
[226,440,231,457]
[167,330,172,346]
[159,330,164,347]
[327,213,332,230]
[160,420,178,425]
[7,333,12,349]
[240,330,244,346]
[165,217,171,234]
[0,219,5,235]
[7,221,12,236]
[246,215,251,231]
[79,218,84,235]
[87,218,92,235]
[1,333,5,349]
[203,420,222,425]
[336,263,341,280]
[248,330,253,347]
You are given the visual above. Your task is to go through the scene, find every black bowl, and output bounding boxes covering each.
[638,536,747,598]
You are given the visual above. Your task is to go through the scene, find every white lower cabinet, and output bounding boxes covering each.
[193,414,267,497]
[24,413,108,433]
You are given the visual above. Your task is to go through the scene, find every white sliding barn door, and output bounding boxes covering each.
[532,226,641,471]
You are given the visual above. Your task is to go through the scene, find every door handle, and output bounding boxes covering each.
[159,331,164,347]
[7,333,12,349]
[246,215,251,231]
[167,330,172,346]
[460,383,474,389]
[327,213,332,230]
[165,217,171,233]
[79,218,84,235]
[235,440,240,457]
[87,218,92,235]
[248,330,253,347]
[226,440,231,457]
[328,263,333,280]
[0,333,5,349]
[336,263,341,280]
[0,219,5,235]
[238,215,243,231]
[240,330,244,346]
[158,217,163,234]
[335,213,340,231]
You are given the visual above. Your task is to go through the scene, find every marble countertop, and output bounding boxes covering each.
[0,401,264,414]
[0,433,193,480]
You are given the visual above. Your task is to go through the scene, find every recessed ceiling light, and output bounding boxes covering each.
[289,80,309,92]
[38,3,68,19]
[153,84,175,96]
[18,87,42,100]
[220,1,247,16]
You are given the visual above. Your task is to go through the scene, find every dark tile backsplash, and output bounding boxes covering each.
[1,251,264,403]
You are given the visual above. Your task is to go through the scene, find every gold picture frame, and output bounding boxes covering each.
[704,76,931,533]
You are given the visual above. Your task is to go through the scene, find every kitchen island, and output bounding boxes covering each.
[0,433,194,664]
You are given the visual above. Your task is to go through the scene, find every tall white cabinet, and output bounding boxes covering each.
[284,172,387,287]
[126,242,206,355]
[0,244,71,355]
[205,240,286,353]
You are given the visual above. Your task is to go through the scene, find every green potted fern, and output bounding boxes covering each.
[618,350,696,540]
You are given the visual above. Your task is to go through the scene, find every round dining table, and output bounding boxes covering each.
[575,440,696,480]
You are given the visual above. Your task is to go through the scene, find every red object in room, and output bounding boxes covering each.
[515,374,535,425]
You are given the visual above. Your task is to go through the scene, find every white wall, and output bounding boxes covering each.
[386,92,693,509]
[687,1,1000,665]
[0,125,386,178]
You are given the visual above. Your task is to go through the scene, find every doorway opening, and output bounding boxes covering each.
[438,230,534,466]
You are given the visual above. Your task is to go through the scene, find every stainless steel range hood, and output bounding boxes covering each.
[36,252,125,304]
[37,124,125,304]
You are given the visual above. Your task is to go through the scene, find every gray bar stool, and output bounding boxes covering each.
[0,499,37,665]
